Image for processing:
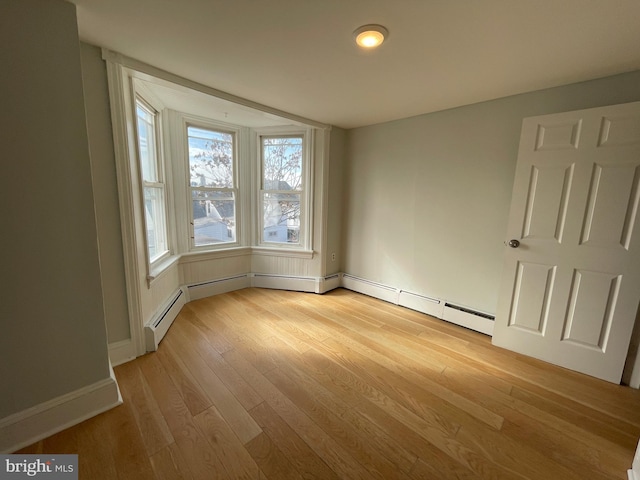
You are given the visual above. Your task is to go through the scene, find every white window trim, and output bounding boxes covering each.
[255,126,314,252]
[170,112,248,252]
[133,95,172,270]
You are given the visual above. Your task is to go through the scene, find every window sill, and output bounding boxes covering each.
[252,247,315,259]
[177,245,315,265]
[179,247,252,264]
[147,254,180,286]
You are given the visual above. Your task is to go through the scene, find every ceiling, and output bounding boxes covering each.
[71,0,640,129]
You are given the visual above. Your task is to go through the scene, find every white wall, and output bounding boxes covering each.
[344,70,640,315]
[0,0,112,419]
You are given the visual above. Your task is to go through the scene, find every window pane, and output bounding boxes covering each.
[192,189,236,246]
[263,192,300,244]
[144,186,167,261]
[136,104,158,182]
[262,137,303,191]
[188,126,234,189]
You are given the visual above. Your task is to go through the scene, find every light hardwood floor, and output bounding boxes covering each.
[17,288,640,479]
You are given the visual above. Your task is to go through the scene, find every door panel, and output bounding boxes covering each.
[581,164,639,248]
[598,115,640,147]
[508,262,555,334]
[493,102,640,383]
[534,120,582,151]
[561,269,619,350]
[522,165,573,242]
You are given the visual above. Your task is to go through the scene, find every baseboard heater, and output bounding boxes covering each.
[442,302,495,336]
[187,274,250,301]
[341,274,399,304]
[251,273,317,292]
[144,288,186,351]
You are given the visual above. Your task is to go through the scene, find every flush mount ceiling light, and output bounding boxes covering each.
[353,24,388,49]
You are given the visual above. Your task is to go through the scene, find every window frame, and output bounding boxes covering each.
[256,128,313,251]
[183,119,243,252]
[134,95,171,269]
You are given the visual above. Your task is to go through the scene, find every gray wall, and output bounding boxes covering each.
[0,0,111,418]
[326,127,346,275]
[80,43,130,344]
[344,70,640,315]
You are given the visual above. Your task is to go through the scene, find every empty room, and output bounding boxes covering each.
[2,0,640,478]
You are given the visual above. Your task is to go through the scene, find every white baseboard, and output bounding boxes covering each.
[108,338,136,367]
[0,365,122,453]
[187,275,251,301]
[339,274,494,336]
[398,290,445,318]
[317,273,342,294]
[342,274,400,304]
[251,274,317,292]
[187,273,340,299]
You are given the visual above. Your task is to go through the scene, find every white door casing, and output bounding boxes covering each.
[493,102,640,384]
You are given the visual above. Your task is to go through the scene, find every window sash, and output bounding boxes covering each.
[260,135,305,246]
[136,102,159,183]
[144,185,168,262]
[190,187,237,246]
[187,124,238,248]
[135,98,169,265]
[261,191,301,244]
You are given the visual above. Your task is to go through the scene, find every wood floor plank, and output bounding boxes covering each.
[498,419,619,480]
[193,405,261,479]
[246,332,419,474]
[245,432,304,480]
[222,347,374,480]
[97,403,156,480]
[409,452,481,480]
[439,364,635,477]
[509,384,639,448]
[165,320,263,444]
[308,337,463,439]
[115,361,174,456]
[206,295,280,374]
[181,302,234,354]
[248,401,342,480]
[137,353,229,479]
[296,347,513,479]
[74,414,120,480]
[179,312,264,411]
[15,288,640,480]
[264,366,405,479]
[149,443,194,480]
[321,333,505,431]
[300,347,522,480]
[154,338,211,417]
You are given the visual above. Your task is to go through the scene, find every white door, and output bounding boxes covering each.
[492,102,640,384]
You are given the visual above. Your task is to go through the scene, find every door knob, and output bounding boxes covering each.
[508,239,520,248]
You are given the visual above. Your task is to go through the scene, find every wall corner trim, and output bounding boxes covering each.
[108,338,136,367]
[0,366,122,453]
